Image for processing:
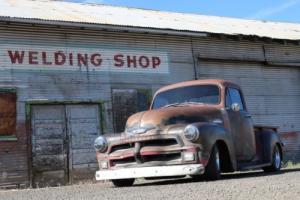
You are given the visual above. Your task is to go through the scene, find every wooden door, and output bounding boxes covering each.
[66,105,101,182]
[31,105,68,187]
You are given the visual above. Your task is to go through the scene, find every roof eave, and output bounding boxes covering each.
[0,16,208,37]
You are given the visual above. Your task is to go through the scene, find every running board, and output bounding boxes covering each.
[238,162,271,171]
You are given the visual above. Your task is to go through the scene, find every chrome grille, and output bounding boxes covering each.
[109,138,178,154]
[109,138,181,167]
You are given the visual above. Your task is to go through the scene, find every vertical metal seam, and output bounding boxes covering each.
[64,105,72,184]
[262,45,268,64]
[190,37,198,80]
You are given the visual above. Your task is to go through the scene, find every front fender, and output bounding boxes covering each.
[192,122,237,170]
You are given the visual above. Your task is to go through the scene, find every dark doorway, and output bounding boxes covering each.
[112,89,152,133]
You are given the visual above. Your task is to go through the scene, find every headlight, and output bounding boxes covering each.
[94,136,108,153]
[183,125,200,142]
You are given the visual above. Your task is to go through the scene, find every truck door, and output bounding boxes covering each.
[226,88,256,161]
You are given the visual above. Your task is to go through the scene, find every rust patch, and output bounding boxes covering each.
[0,91,16,135]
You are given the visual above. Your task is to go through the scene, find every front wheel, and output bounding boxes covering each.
[111,179,135,187]
[204,145,221,181]
[263,145,281,172]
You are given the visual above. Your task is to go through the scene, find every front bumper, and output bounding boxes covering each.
[95,164,204,180]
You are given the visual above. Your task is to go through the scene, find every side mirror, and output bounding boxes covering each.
[231,103,240,112]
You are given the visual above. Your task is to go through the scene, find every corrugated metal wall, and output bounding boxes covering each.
[193,37,300,162]
[0,24,195,187]
[0,23,299,187]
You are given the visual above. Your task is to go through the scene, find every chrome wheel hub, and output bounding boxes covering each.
[215,150,221,172]
[274,147,281,169]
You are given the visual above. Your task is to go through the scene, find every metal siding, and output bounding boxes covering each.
[196,61,300,132]
[0,25,111,187]
[195,49,300,163]
[193,37,300,162]
[0,24,195,187]
[0,24,195,86]
[66,31,195,85]
[265,44,300,63]
[281,132,300,164]
[192,38,265,62]
[0,22,300,187]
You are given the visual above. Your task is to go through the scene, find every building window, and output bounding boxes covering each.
[112,88,152,133]
[0,89,17,136]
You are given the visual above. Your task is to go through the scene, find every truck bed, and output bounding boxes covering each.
[254,125,278,132]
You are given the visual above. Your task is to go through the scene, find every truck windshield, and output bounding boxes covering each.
[152,85,220,109]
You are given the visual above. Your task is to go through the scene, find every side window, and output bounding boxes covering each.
[225,89,232,108]
[228,88,245,111]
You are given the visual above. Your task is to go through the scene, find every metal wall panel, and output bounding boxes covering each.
[0,23,300,187]
[0,24,195,187]
[193,36,300,163]
[281,132,300,164]
[66,31,195,85]
[196,60,300,132]
[265,44,300,63]
[195,59,300,161]
[192,37,265,62]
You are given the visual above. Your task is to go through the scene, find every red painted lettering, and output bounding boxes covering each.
[127,56,137,68]
[8,50,25,64]
[78,53,88,67]
[29,51,39,65]
[139,56,150,68]
[42,52,52,65]
[91,54,102,67]
[152,57,161,68]
[114,54,124,67]
[69,53,73,66]
[55,52,66,65]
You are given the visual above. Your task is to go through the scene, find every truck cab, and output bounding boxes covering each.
[94,79,284,187]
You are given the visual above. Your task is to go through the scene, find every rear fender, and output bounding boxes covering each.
[258,130,284,163]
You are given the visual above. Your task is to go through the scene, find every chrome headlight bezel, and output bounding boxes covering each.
[94,136,108,153]
[183,125,200,142]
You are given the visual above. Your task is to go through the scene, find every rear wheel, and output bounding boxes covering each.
[204,145,221,181]
[263,145,281,172]
[111,179,135,187]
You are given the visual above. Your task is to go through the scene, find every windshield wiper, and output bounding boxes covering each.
[162,102,204,108]
[181,102,205,105]
[162,102,183,108]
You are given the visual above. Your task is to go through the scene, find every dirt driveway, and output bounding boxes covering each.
[1,169,300,200]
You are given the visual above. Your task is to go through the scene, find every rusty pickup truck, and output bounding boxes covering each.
[94,79,284,187]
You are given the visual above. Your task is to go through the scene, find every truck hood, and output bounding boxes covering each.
[125,105,221,133]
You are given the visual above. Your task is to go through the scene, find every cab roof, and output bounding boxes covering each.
[155,79,240,95]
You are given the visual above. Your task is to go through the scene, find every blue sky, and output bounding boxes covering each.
[67,0,300,23]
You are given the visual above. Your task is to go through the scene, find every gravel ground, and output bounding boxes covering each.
[1,169,300,200]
